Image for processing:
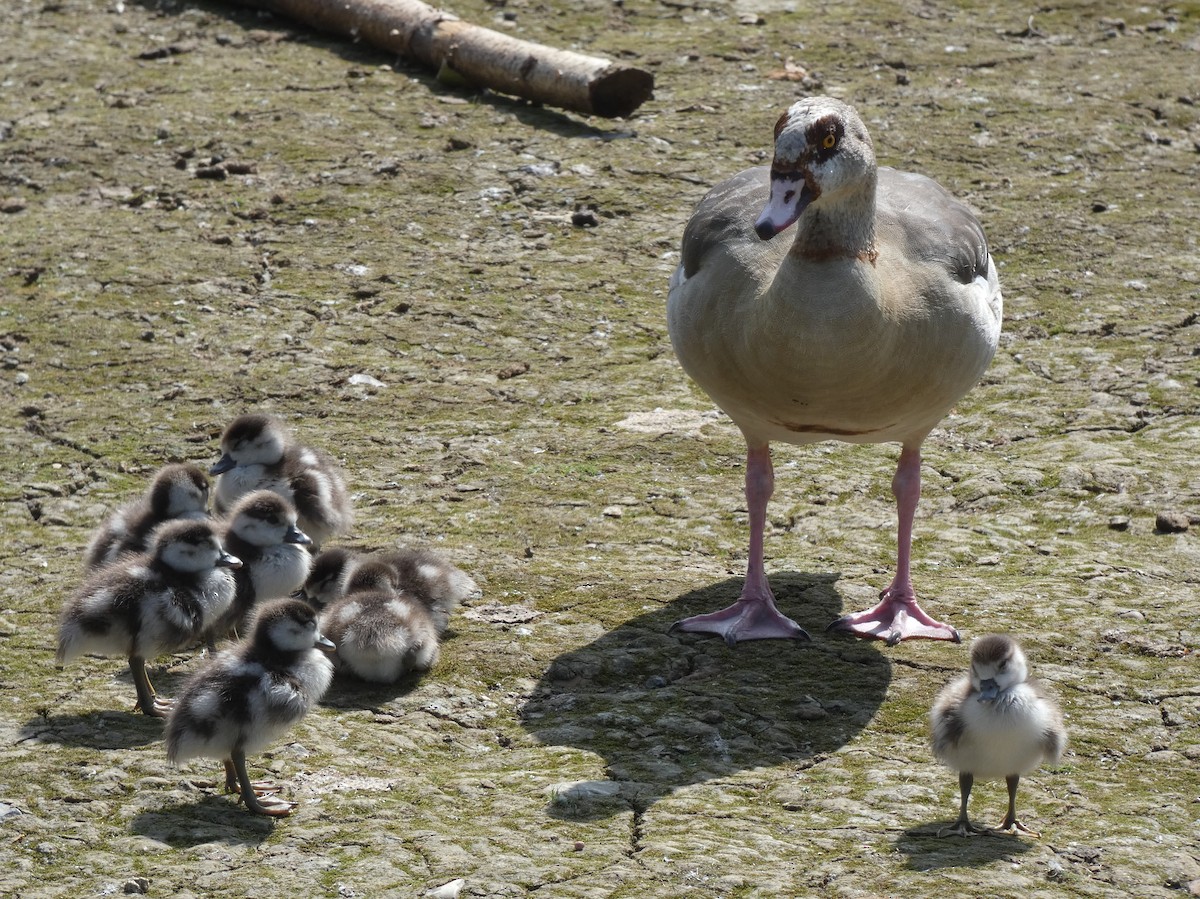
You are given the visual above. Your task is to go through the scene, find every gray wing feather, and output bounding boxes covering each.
[679,167,770,279]
[876,167,991,285]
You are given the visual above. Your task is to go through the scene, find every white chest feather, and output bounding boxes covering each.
[241,652,334,753]
[249,545,311,601]
[215,465,286,510]
[939,686,1057,780]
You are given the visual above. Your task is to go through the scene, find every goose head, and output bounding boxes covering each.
[254,598,335,653]
[754,97,877,241]
[300,547,359,607]
[211,414,288,473]
[227,490,312,548]
[149,463,210,518]
[154,519,242,573]
[344,559,399,596]
[969,633,1029,703]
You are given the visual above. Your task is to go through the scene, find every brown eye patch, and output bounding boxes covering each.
[806,115,844,161]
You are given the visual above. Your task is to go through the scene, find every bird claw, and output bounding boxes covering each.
[670,596,811,645]
[243,793,297,817]
[135,696,175,718]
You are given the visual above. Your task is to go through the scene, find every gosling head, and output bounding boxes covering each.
[969,633,1029,703]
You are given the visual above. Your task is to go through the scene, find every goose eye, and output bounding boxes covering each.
[998,660,1008,671]
[822,133,837,150]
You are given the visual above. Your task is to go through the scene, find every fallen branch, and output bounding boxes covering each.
[233,0,655,118]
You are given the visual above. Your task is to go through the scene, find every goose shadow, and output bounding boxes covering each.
[895,821,1034,870]
[131,794,278,848]
[518,572,892,819]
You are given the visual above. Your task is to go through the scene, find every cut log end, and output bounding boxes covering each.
[588,66,655,119]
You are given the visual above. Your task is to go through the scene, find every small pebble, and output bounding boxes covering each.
[425,879,465,899]
[123,878,149,895]
[1107,516,1130,531]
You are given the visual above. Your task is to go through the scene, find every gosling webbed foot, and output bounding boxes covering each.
[936,817,990,838]
[242,791,297,817]
[992,816,1040,838]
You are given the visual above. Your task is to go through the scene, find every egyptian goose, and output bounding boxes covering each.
[165,598,334,816]
[930,634,1066,836]
[302,546,478,636]
[84,463,210,570]
[210,414,352,550]
[318,560,442,683]
[206,490,313,645]
[57,519,241,717]
[666,96,1002,645]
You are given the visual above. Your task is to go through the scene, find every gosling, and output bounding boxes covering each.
[210,413,351,549]
[165,598,334,816]
[84,463,210,570]
[57,519,240,717]
[930,634,1066,837]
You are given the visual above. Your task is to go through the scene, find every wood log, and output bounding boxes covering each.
[233,0,655,118]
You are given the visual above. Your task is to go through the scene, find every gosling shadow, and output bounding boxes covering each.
[320,668,428,710]
[519,572,892,819]
[896,821,1034,870]
[131,794,278,847]
[21,709,164,750]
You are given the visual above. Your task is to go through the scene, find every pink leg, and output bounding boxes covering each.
[671,443,810,646]
[826,443,960,645]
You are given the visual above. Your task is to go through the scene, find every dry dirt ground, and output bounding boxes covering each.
[2,0,1199,896]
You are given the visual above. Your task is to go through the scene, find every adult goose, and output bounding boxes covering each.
[667,96,1002,645]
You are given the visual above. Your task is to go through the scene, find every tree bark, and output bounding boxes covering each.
[233,0,655,118]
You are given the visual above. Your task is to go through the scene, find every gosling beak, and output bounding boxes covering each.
[977,678,1000,703]
[218,551,243,569]
[209,453,236,475]
[315,634,336,652]
[284,524,312,546]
